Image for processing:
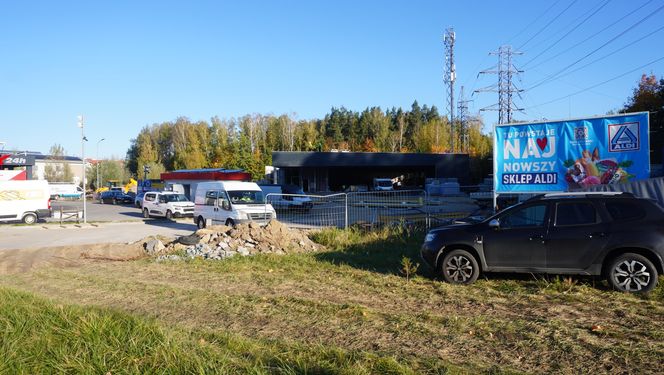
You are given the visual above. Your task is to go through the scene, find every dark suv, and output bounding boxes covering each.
[421,192,664,293]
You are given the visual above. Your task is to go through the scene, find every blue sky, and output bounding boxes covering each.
[1,0,662,159]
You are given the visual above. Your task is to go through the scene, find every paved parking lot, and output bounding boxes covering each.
[50,200,145,223]
[0,220,196,251]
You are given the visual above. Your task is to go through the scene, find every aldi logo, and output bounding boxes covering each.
[608,122,639,152]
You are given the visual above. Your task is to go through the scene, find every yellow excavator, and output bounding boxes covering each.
[94,178,137,194]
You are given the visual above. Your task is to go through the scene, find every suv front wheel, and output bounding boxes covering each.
[607,253,658,293]
[440,249,480,285]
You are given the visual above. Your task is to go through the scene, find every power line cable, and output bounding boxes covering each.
[528,0,655,71]
[542,23,664,82]
[517,0,579,50]
[522,0,611,67]
[524,55,664,109]
[526,2,664,91]
[463,1,563,96]
[505,0,563,46]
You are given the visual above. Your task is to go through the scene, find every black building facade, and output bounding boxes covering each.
[271,151,470,192]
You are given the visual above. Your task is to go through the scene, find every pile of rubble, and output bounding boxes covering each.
[143,220,321,262]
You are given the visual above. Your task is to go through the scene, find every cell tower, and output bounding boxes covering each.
[443,28,456,151]
[457,86,472,152]
[474,45,524,124]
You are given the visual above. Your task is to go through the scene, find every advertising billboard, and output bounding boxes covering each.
[494,112,650,193]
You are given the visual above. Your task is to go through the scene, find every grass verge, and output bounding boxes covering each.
[0,226,662,374]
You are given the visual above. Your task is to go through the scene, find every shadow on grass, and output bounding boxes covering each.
[312,227,437,277]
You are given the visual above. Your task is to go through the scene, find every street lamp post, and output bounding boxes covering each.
[96,138,105,191]
[78,115,88,224]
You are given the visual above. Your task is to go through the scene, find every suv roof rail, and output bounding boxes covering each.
[525,191,634,201]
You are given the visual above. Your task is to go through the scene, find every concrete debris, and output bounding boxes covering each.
[144,239,166,255]
[148,220,321,261]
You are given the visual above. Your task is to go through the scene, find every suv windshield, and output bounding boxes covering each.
[227,190,265,205]
[377,180,392,187]
[162,194,188,202]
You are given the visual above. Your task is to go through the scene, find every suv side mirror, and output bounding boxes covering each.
[221,200,231,210]
[489,219,500,229]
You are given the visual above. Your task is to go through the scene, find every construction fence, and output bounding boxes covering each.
[265,190,482,230]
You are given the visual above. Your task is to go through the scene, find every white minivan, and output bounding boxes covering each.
[0,180,51,224]
[193,181,276,228]
[142,191,195,220]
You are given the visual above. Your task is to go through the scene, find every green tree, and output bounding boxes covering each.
[624,74,664,164]
[43,144,74,182]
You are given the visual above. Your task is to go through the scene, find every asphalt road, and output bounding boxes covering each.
[50,200,145,223]
[0,220,196,251]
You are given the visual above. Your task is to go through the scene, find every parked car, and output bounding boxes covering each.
[98,190,133,205]
[0,180,51,224]
[372,178,394,191]
[142,191,195,220]
[421,192,664,293]
[134,191,147,208]
[259,184,313,212]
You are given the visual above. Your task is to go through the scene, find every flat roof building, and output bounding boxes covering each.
[271,151,470,192]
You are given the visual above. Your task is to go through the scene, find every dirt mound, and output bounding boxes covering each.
[154,221,321,261]
[0,242,146,275]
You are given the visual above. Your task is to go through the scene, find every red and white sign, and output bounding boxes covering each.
[0,170,27,181]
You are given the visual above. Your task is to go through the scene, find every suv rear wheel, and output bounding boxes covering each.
[143,208,150,219]
[607,253,658,293]
[440,249,480,285]
[165,210,173,220]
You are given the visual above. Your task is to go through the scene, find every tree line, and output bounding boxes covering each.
[124,101,493,181]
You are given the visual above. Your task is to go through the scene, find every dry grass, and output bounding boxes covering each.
[0,227,663,374]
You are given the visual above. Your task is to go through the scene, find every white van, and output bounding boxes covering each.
[259,184,313,212]
[194,181,276,228]
[49,183,83,200]
[0,180,51,224]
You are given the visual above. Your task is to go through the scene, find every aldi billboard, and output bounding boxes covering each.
[494,112,650,193]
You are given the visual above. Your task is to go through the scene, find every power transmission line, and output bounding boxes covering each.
[522,0,611,67]
[504,0,563,46]
[536,23,664,85]
[474,46,524,124]
[524,55,664,109]
[526,2,664,91]
[457,86,473,152]
[517,0,579,50]
[462,1,563,94]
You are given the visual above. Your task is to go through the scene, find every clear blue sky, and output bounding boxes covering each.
[1,0,662,159]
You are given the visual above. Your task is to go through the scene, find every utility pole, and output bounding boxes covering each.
[457,86,472,152]
[474,45,524,124]
[77,115,88,224]
[443,28,456,151]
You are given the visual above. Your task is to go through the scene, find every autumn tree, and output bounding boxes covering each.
[624,74,664,164]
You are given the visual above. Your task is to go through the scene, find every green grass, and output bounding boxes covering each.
[0,226,662,374]
[0,287,455,374]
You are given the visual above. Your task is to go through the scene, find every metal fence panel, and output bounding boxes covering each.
[346,190,429,229]
[265,189,484,230]
[265,193,347,229]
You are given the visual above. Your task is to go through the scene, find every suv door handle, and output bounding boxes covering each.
[588,232,605,239]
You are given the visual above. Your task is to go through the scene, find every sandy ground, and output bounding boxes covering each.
[0,221,195,275]
[0,242,147,275]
